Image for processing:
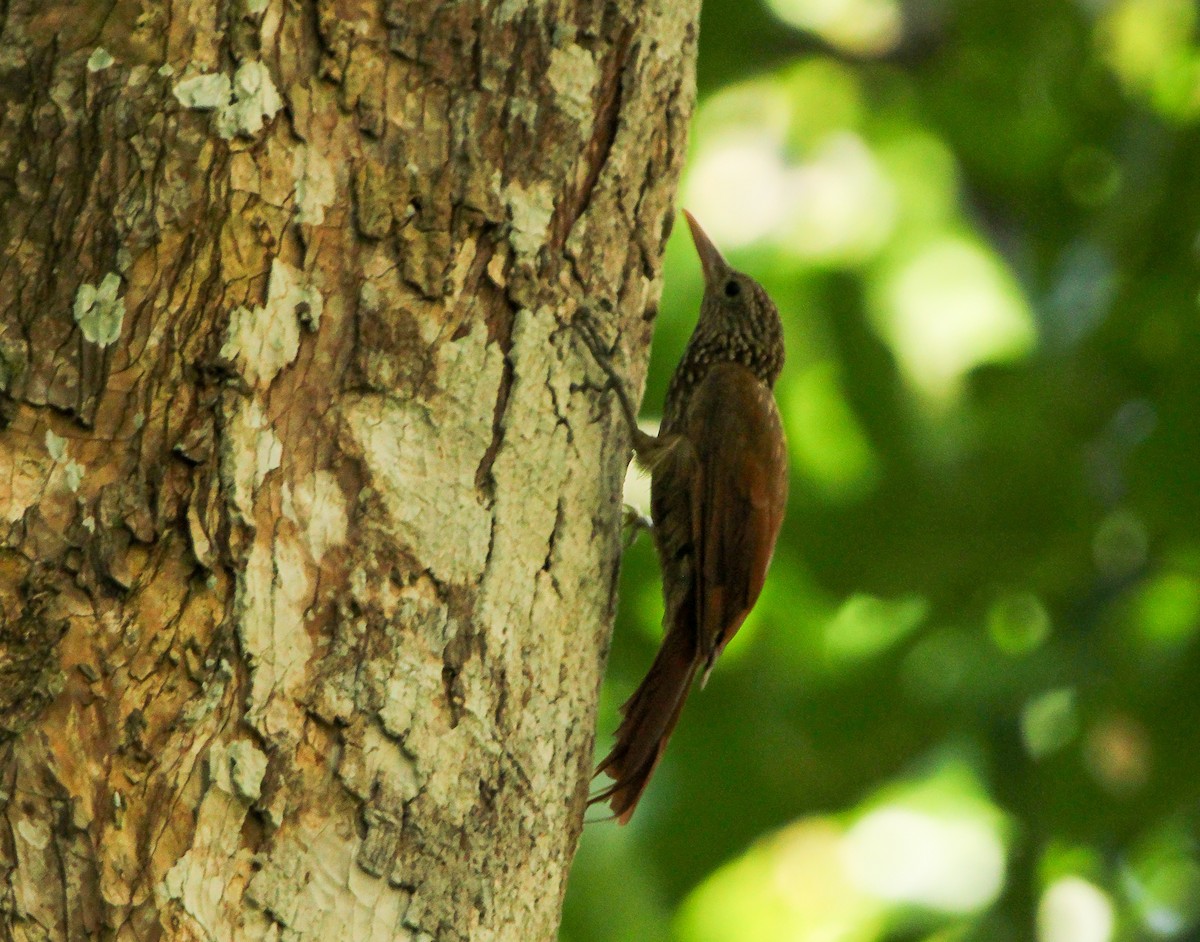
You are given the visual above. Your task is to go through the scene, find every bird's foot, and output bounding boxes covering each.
[571,308,643,439]
[571,308,617,362]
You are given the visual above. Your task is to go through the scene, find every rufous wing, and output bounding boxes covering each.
[685,363,788,670]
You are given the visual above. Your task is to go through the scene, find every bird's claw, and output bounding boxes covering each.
[572,308,646,448]
[571,308,618,363]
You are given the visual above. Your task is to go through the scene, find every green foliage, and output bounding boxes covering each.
[563,0,1200,939]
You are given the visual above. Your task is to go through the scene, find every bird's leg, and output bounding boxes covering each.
[571,310,659,457]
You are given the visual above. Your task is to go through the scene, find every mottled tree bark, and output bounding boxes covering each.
[0,1,697,939]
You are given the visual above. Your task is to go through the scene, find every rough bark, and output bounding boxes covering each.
[0,1,697,939]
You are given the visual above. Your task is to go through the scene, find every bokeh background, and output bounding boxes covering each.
[561,0,1200,939]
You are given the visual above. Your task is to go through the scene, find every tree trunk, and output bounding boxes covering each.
[0,1,697,939]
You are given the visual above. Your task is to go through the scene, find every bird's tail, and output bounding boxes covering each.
[589,625,698,823]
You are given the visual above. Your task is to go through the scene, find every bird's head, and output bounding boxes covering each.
[683,210,784,384]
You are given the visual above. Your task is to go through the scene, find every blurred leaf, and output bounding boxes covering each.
[824,592,927,666]
[988,592,1052,656]
[1132,572,1200,649]
[676,819,885,942]
[784,361,880,501]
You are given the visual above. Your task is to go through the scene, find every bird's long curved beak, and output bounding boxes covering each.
[682,210,728,285]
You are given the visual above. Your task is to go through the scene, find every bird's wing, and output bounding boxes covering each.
[686,363,788,670]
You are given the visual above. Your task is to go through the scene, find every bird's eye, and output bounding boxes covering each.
[724,280,741,298]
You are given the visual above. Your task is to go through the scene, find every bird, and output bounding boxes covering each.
[576,210,788,823]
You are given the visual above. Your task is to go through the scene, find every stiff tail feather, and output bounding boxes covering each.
[589,626,698,823]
